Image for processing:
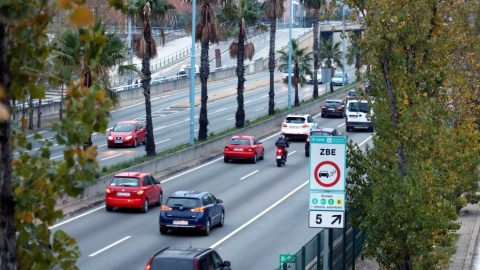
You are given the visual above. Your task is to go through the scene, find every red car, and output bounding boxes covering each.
[107,120,146,148]
[105,172,162,213]
[224,135,264,164]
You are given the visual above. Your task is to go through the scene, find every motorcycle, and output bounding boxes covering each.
[276,147,287,167]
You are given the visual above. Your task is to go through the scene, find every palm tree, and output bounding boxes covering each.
[185,0,222,141]
[318,36,343,93]
[278,39,313,106]
[346,33,362,82]
[263,0,284,115]
[300,0,322,99]
[51,19,137,148]
[132,0,176,156]
[219,0,266,128]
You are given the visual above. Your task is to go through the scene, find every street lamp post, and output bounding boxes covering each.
[287,0,293,109]
[342,4,346,88]
[190,1,196,145]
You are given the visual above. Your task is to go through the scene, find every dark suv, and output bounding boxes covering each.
[321,99,345,118]
[145,247,231,270]
[305,127,340,157]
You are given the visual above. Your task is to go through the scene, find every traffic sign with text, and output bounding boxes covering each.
[309,136,346,191]
[309,192,345,211]
[308,210,345,229]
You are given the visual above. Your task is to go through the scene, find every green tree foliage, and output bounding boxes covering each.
[317,36,343,92]
[1,0,125,269]
[219,0,266,128]
[344,0,480,268]
[277,39,313,107]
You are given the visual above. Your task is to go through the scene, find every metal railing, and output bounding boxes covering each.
[279,209,365,270]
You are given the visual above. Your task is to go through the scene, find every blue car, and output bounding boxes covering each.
[159,191,225,236]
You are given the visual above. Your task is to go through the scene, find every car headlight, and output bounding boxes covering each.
[125,136,133,140]
[108,136,113,140]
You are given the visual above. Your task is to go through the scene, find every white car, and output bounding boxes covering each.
[306,69,322,84]
[331,71,348,86]
[280,114,317,140]
[345,100,374,132]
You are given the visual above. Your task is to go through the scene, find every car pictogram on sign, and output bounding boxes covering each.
[318,171,329,178]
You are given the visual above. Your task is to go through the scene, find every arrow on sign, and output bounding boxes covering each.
[331,215,342,225]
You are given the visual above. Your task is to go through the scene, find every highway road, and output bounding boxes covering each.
[50,99,373,270]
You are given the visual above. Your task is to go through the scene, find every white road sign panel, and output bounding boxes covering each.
[309,192,345,211]
[308,210,345,229]
[309,136,346,191]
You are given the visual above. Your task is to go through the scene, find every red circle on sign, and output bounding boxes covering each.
[314,161,341,188]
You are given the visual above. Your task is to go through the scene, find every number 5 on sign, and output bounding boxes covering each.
[308,210,344,229]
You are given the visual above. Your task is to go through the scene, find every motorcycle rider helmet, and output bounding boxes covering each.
[280,134,286,140]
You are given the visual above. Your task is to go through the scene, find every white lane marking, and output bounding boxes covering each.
[26,130,48,138]
[240,170,259,180]
[210,180,308,249]
[337,123,345,127]
[161,157,224,183]
[358,135,373,147]
[101,153,123,161]
[288,151,296,156]
[155,139,171,145]
[254,108,264,112]
[50,155,63,160]
[88,236,131,257]
[227,117,235,121]
[49,206,104,229]
[278,99,285,103]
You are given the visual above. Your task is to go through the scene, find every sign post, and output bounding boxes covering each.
[279,254,296,269]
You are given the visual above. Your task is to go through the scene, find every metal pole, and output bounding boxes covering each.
[342,5,346,88]
[323,229,329,269]
[127,13,133,85]
[189,1,196,146]
[287,0,293,110]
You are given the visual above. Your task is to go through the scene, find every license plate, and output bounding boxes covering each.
[117,192,130,196]
[114,140,123,144]
[173,220,188,225]
[276,155,282,159]
[233,148,243,151]
[328,108,335,111]
[349,115,358,118]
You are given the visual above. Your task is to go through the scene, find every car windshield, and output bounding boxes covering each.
[113,124,134,132]
[285,117,306,124]
[348,103,370,113]
[229,139,250,146]
[166,198,201,208]
[310,131,333,137]
[333,73,344,78]
[110,177,140,187]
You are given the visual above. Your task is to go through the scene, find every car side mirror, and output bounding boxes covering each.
[110,128,113,131]
[224,261,231,267]
[154,180,160,185]
[217,199,223,204]
[258,142,262,145]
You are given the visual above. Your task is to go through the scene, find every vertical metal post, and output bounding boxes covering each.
[342,5,346,88]
[189,0,196,146]
[329,229,333,270]
[323,229,329,269]
[317,232,323,270]
[288,0,293,109]
[302,246,306,270]
[352,227,356,270]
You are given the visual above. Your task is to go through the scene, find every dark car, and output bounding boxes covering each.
[305,127,340,157]
[145,247,231,270]
[344,90,365,103]
[321,99,345,118]
[159,191,225,236]
[364,80,373,95]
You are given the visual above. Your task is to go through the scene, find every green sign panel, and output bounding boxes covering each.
[279,254,296,269]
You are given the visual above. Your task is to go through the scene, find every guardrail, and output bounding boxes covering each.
[279,209,364,270]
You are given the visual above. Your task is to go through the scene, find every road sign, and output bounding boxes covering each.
[309,136,346,191]
[309,192,345,211]
[279,254,296,269]
[445,102,456,110]
[308,210,344,229]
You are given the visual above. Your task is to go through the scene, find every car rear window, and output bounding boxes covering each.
[285,117,306,124]
[310,131,333,137]
[166,198,201,208]
[110,177,140,187]
[150,257,192,270]
[325,101,342,106]
[113,124,134,132]
[348,102,370,112]
[229,139,250,146]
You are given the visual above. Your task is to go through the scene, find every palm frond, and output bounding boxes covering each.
[135,37,147,59]
[195,22,202,42]
[161,29,165,46]
[245,42,255,60]
[150,38,157,58]
[229,41,238,58]
[201,22,211,43]
[186,20,192,35]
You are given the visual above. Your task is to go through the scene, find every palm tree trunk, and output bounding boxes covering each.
[268,18,276,115]
[235,30,246,128]
[37,99,42,128]
[0,20,17,270]
[198,41,210,141]
[28,95,33,130]
[312,11,319,98]
[142,19,156,156]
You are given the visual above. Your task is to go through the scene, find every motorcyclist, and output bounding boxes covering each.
[275,135,289,158]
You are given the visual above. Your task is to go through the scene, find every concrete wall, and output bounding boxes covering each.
[55,86,355,210]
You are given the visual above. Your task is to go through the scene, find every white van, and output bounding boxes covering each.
[345,100,374,132]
